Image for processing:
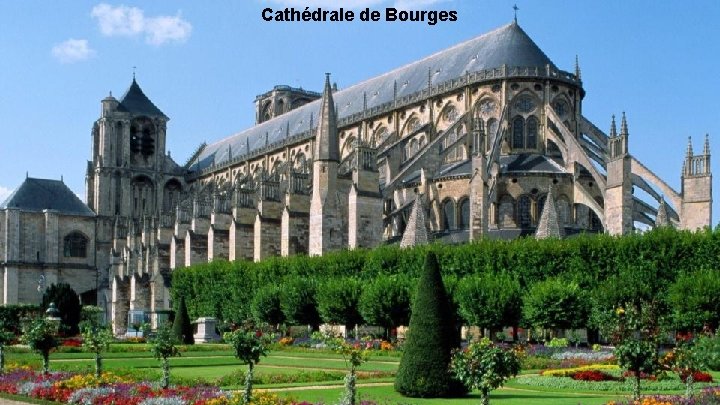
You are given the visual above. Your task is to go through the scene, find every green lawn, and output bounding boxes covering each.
[275,384,620,405]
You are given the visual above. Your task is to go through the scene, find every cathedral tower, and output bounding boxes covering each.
[86,78,171,219]
[309,74,343,255]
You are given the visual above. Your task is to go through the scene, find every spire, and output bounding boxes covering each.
[246,136,251,153]
[535,185,563,239]
[575,55,581,80]
[704,133,710,155]
[620,112,628,137]
[686,136,693,158]
[655,198,670,227]
[314,73,339,162]
[400,195,429,248]
[609,115,617,138]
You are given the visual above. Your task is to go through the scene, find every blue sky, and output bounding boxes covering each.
[1,1,719,225]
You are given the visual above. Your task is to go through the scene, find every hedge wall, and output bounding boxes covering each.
[171,227,720,325]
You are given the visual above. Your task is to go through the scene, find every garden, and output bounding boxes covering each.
[1,227,720,404]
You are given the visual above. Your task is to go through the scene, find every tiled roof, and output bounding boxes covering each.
[500,153,565,174]
[117,79,167,118]
[1,178,95,216]
[187,22,559,172]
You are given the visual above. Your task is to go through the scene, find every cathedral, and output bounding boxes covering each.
[0,21,712,333]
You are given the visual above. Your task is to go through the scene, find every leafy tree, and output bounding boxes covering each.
[250,284,285,328]
[150,322,181,389]
[522,277,589,337]
[394,252,466,398]
[42,283,82,336]
[79,306,113,377]
[668,269,720,331]
[0,321,15,371]
[603,303,666,400]
[450,338,521,405]
[280,277,321,330]
[317,278,363,332]
[22,317,59,374]
[318,331,373,405]
[358,274,411,339]
[172,296,195,344]
[456,272,522,340]
[224,322,273,404]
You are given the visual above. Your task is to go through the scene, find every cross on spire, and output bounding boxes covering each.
[513,4,519,23]
[132,66,137,80]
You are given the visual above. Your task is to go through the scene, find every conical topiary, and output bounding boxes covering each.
[172,296,194,345]
[394,252,467,397]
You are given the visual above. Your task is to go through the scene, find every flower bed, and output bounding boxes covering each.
[606,386,720,404]
[540,364,619,377]
[0,367,365,405]
[514,374,718,392]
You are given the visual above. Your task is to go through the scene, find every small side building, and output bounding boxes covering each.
[0,177,98,305]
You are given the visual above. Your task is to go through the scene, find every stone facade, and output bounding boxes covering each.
[1,21,713,333]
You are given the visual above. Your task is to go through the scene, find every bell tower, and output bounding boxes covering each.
[86,78,170,219]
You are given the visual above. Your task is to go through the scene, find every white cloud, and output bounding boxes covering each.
[51,39,95,63]
[91,3,192,46]
[0,186,12,203]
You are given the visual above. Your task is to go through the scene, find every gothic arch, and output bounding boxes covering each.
[458,197,470,230]
[435,102,459,127]
[517,195,533,228]
[163,179,182,213]
[556,195,571,225]
[131,175,155,216]
[63,231,89,258]
[130,117,156,157]
[441,198,456,230]
[400,114,422,138]
[498,195,516,228]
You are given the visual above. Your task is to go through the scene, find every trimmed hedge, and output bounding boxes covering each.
[171,227,720,326]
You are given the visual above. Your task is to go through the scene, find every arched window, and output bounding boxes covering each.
[518,195,532,228]
[557,197,570,225]
[458,198,470,229]
[512,116,524,149]
[498,195,515,228]
[64,232,88,258]
[442,199,456,230]
[526,116,538,149]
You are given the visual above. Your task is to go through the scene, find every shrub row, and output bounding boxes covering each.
[171,227,720,330]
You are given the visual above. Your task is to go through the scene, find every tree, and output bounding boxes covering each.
[358,274,411,339]
[394,252,466,398]
[316,278,363,332]
[450,339,521,405]
[42,283,82,336]
[522,277,589,338]
[318,331,372,405]
[79,306,113,378]
[172,296,195,344]
[150,322,181,389]
[22,317,59,375]
[224,322,273,404]
[668,269,720,331]
[280,277,321,330]
[456,272,522,340]
[0,321,15,372]
[251,284,285,328]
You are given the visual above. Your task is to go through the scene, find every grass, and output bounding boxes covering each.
[274,384,620,405]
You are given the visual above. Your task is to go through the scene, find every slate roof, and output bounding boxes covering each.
[117,79,167,118]
[187,22,560,173]
[500,154,565,174]
[0,178,95,216]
